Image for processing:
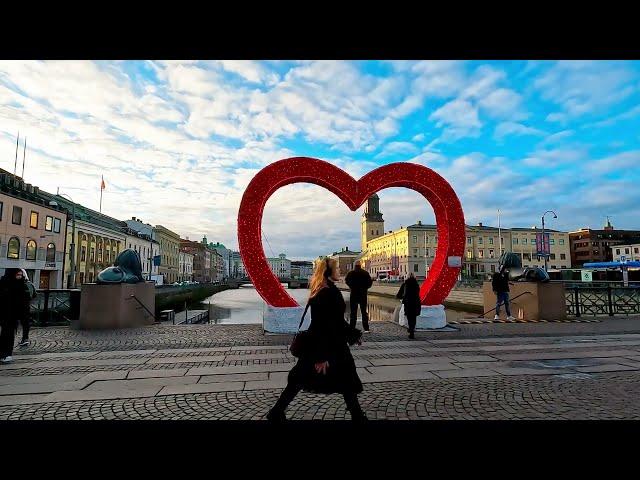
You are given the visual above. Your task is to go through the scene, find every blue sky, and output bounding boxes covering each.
[1,60,639,260]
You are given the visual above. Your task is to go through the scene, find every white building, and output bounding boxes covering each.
[179,251,194,281]
[267,253,291,278]
[291,260,313,279]
[209,241,232,279]
[613,244,640,262]
[124,227,160,280]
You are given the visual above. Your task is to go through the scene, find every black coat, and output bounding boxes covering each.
[492,271,510,293]
[0,271,31,329]
[288,280,363,395]
[345,267,373,300]
[396,277,422,317]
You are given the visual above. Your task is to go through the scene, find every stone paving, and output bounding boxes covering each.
[2,317,640,420]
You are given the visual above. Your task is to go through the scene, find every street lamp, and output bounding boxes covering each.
[49,193,76,289]
[541,210,558,272]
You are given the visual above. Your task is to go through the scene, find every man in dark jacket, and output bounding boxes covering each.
[0,268,32,363]
[345,261,373,332]
[492,267,515,321]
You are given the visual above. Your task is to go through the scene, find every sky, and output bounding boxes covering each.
[1,60,639,261]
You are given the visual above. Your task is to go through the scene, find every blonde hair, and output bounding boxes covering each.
[309,257,337,299]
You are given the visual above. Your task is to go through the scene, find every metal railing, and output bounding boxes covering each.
[565,286,640,317]
[30,289,76,326]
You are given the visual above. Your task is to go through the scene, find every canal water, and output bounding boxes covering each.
[190,284,473,324]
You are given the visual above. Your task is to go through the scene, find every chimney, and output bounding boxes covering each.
[132,216,136,220]
[417,220,422,225]
[478,222,483,227]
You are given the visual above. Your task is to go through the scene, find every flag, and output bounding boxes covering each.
[101,175,106,190]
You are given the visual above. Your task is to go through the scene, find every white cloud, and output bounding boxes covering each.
[374,141,419,159]
[429,99,481,139]
[412,133,425,142]
[494,122,546,140]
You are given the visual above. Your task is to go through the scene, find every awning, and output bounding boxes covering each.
[583,261,640,268]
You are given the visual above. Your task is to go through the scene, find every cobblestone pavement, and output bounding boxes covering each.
[2,317,640,420]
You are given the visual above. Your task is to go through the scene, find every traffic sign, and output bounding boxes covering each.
[581,270,593,282]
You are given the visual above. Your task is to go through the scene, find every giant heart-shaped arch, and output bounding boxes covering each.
[238,157,465,308]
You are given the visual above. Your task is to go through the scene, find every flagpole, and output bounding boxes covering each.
[100,175,103,213]
[21,137,27,179]
[498,209,502,255]
[14,131,19,176]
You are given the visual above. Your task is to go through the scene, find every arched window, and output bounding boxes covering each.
[26,240,37,260]
[7,237,20,259]
[46,243,56,263]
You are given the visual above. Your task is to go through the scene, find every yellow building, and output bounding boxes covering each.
[154,225,181,283]
[360,195,571,279]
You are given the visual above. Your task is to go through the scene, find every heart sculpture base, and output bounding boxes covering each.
[397,304,447,330]
[263,305,308,334]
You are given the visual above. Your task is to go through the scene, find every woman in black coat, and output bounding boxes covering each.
[396,273,422,339]
[0,268,32,363]
[267,257,366,422]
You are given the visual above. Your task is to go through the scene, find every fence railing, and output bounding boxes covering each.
[565,286,640,317]
[30,289,77,326]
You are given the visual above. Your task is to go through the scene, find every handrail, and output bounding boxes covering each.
[128,295,159,322]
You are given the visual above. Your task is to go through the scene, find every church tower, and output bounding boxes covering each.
[361,194,384,253]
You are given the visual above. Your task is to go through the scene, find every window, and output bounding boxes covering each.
[551,265,557,269]
[466,250,473,260]
[412,235,417,242]
[414,263,419,272]
[478,237,483,245]
[12,206,22,225]
[7,237,20,259]
[425,248,430,257]
[413,248,418,255]
[0,201,3,220]
[559,239,565,245]
[489,249,494,259]
[522,238,527,245]
[635,248,639,254]
[53,218,61,233]
[467,237,472,244]
[550,239,555,245]
[616,248,621,255]
[490,264,496,273]
[45,215,53,231]
[90,247,95,261]
[26,240,37,260]
[79,272,85,284]
[30,211,39,228]
[513,238,518,245]
[46,243,56,263]
[550,253,556,260]
[425,236,429,244]
[625,248,630,254]
[489,238,494,245]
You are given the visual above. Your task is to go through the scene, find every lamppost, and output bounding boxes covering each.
[49,193,76,289]
[541,210,558,272]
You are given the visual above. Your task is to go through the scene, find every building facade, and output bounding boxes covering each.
[154,225,181,284]
[612,244,640,263]
[291,260,314,279]
[267,253,291,278]
[570,220,640,267]
[178,251,194,282]
[328,247,361,277]
[360,195,571,279]
[0,171,68,289]
[180,239,211,283]
[209,241,232,279]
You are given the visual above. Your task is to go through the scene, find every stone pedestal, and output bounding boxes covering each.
[263,305,307,334]
[482,281,567,321]
[397,304,447,329]
[77,282,156,329]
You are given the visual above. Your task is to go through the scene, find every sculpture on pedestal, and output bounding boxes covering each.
[96,249,145,284]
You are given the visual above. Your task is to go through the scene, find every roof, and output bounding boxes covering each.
[330,249,361,256]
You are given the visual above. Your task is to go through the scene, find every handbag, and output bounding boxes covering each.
[289,303,312,358]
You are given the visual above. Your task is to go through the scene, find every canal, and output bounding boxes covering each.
[188,284,473,324]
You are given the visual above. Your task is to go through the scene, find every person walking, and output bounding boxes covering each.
[266,257,366,422]
[492,267,515,321]
[0,268,32,363]
[396,273,422,339]
[18,268,35,347]
[345,260,373,333]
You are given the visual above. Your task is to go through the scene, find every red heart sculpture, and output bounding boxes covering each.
[238,157,465,308]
